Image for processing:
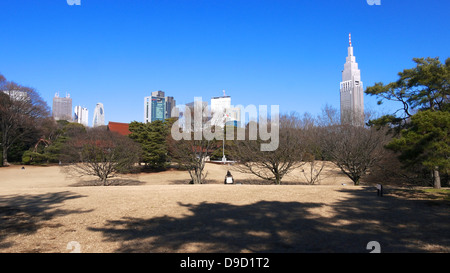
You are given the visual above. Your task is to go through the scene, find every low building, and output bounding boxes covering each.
[107,121,131,136]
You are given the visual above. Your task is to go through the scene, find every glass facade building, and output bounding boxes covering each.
[144,91,175,123]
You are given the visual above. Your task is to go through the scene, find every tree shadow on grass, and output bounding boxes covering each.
[89,187,450,253]
[90,201,326,253]
[333,187,450,252]
[167,179,191,185]
[0,191,92,250]
[69,179,145,187]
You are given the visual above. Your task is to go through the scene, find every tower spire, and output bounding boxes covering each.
[348,33,354,57]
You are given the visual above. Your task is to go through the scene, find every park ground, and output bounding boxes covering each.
[0,163,449,253]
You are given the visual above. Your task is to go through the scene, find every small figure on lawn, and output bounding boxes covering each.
[224,170,234,184]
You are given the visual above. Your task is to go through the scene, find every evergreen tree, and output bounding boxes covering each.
[387,110,449,188]
[366,57,450,188]
[129,120,170,170]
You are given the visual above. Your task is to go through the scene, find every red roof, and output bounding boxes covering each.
[107,122,131,136]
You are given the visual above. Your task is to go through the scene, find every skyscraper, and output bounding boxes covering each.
[92,103,105,127]
[74,106,89,127]
[340,33,364,126]
[144,91,176,123]
[165,96,176,119]
[52,93,72,121]
[144,91,165,123]
[210,90,241,127]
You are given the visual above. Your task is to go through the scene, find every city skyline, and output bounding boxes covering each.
[1,1,449,125]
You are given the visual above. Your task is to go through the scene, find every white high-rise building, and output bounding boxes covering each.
[210,90,241,127]
[340,33,364,126]
[74,106,89,127]
[92,103,105,127]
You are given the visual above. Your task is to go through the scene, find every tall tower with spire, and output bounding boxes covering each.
[340,33,364,126]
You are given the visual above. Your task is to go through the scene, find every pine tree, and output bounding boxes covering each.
[387,110,450,188]
[129,120,170,170]
[366,57,450,188]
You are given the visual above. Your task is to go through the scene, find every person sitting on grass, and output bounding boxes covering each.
[224,171,234,184]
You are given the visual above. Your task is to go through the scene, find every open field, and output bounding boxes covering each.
[0,163,449,253]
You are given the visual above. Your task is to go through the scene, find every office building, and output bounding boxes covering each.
[165,96,176,119]
[144,90,176,123]
[52,93,72,121]
[210,91,241,127]
[74,106,89,127]
[92,103,105,127]
[340,33,364,126]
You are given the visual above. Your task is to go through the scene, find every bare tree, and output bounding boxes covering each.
[316,103,340,127]
[0,77,51,166]
[294,112,327,185]
[320,124,390,185]
[62,128,141,185]
[231,113,305,185]
[169,134,216,184]
[301,152,326,185]
[168,101,219,184]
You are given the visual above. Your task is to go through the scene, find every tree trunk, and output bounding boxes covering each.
[2,145,9,166]
[101,175,109,186]
[189,169,202,184]
[433,167,441,189]
[275,177,281,185]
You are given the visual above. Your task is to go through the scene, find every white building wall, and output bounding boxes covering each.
[74,106,89,127]
[210,96,241,127]
[144,96,151,123]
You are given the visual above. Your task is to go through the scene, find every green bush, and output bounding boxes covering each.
[22,150,49,165]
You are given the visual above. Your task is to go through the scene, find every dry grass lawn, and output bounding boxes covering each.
[0,163,449,253]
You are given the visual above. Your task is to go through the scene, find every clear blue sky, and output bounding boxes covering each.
[1,0,449,126]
